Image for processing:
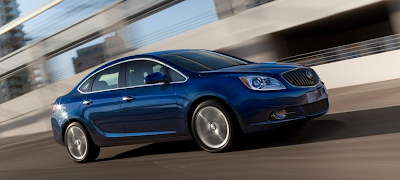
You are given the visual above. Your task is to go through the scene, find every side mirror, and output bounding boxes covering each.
[144,72,169,84]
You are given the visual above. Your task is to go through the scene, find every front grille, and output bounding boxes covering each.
[302,99,328,115]
[282,68,320,87]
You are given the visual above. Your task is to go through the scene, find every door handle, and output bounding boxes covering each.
[83,100,92,105]
[122,96,134,102]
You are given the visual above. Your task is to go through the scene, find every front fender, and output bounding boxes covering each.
[174,76,245,136]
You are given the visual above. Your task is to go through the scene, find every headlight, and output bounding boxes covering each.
[239,76,286,91]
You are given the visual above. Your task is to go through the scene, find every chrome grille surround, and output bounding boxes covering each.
[282,68,320,87]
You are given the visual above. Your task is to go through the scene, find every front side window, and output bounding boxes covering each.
[125,60,186,87]
[92,65,120,92]
[125,61,167,87]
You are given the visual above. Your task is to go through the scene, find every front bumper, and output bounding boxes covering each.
[231,83,329,133]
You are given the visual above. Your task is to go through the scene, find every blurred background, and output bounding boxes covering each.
[1,0,400,179]
[1,0,400,136]
[1,0,400,138]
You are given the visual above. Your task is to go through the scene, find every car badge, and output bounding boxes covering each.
[305,70,313,80]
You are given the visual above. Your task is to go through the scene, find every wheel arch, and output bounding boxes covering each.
[61,118,89,145]
[186,95,244,138]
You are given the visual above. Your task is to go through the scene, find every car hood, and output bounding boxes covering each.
[199,62,303,76]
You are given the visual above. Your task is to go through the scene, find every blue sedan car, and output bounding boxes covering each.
[51,49,329,163]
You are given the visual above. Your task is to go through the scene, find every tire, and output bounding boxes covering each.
[64,122,100,163]
[191,99,236,153]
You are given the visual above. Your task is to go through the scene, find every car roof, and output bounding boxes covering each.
[143,49,200,56]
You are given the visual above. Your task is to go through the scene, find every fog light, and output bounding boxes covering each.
[272,109,287,120]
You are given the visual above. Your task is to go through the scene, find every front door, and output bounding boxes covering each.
[120,60,181,141]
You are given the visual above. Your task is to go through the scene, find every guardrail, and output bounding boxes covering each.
[277,34,400,66]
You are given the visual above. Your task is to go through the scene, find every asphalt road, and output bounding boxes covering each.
[1,80,400,180]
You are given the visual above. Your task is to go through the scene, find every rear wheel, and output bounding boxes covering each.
[192,100,236,153]
[64,122,100,163]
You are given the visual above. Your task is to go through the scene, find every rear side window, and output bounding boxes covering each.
[92,65,120,92]
[79,77,93,93]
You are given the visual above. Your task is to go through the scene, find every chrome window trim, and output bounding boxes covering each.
[77,58,189,94]
[279,67,321,88]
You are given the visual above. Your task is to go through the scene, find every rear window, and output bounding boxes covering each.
[161,51,248,72]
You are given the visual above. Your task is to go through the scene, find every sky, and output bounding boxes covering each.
[15,0,218,82]
[18,0,50,16]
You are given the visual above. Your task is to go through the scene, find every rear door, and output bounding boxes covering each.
[80,64,126,143]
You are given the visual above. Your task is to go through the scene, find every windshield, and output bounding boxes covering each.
[160,51,249,72]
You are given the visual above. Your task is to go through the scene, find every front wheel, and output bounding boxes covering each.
[64,122,100,163]
[192,100,236,153]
